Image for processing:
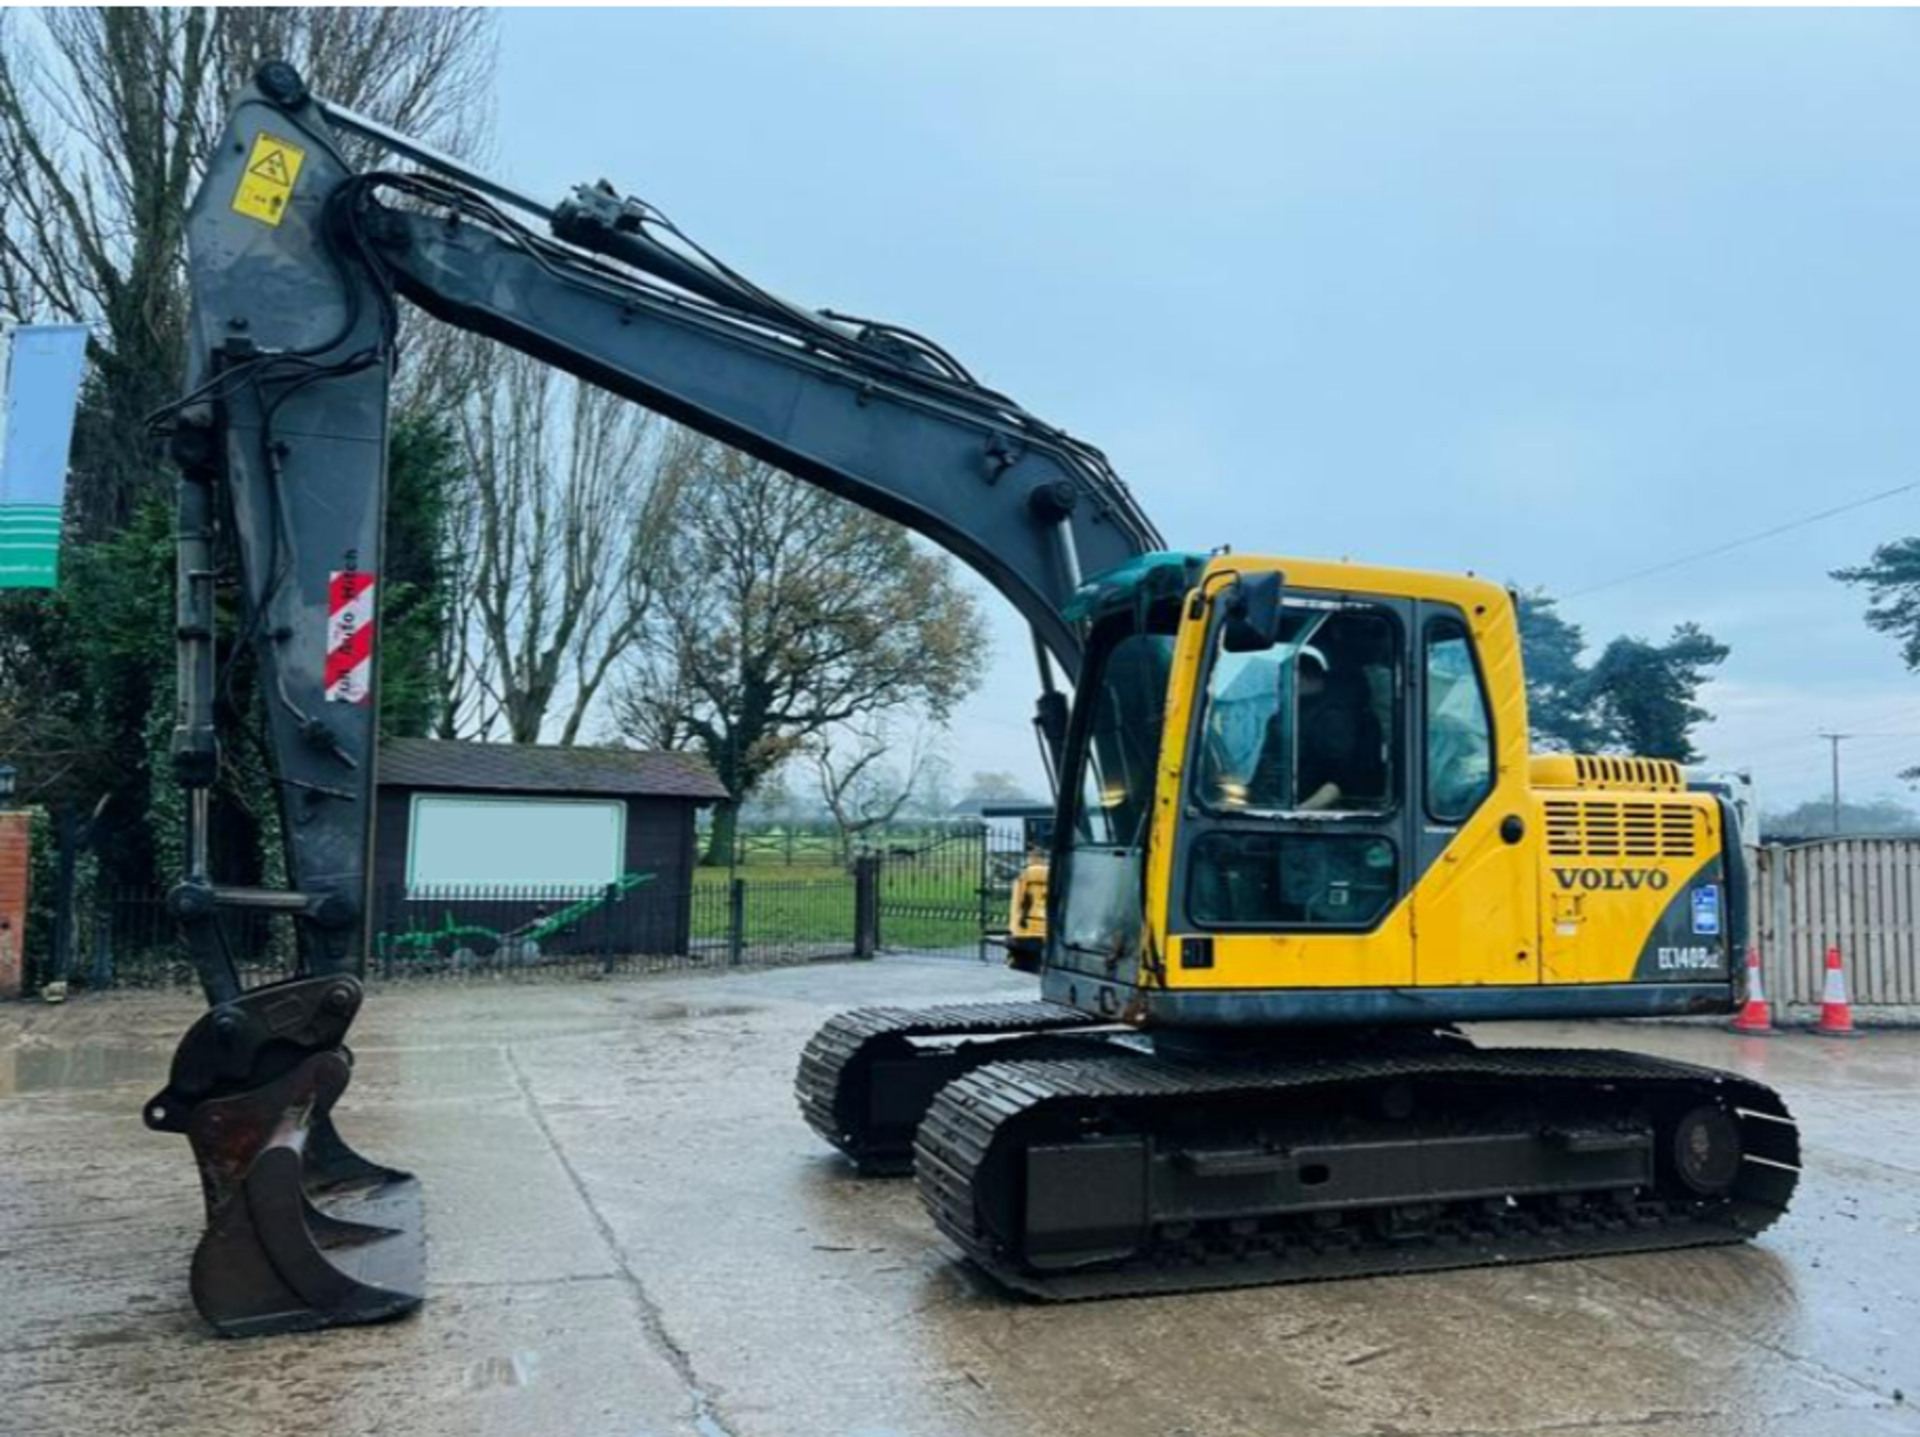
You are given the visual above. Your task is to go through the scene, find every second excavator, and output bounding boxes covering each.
[157,64,1798,1333]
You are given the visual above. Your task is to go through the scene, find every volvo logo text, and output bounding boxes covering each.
[1552,867,1671,892]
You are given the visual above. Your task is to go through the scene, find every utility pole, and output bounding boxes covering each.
[1819,732,1850,835]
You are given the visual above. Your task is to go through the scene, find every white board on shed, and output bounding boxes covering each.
[407,794,625,892]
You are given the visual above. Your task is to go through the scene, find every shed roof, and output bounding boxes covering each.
[378,738,728,802]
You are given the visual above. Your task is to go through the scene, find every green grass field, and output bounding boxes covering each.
[689,848,1001,953]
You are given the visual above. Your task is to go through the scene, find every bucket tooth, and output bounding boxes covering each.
[182,1051,425,1337]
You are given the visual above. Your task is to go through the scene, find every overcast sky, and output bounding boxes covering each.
[495,8,1920,809]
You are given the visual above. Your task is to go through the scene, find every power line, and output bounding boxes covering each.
[1755,759,1914,782]
[1736,730,1920,769]
[1565,480,1919,599]
[1759,714,1920,747]
[1702,728,1909,767]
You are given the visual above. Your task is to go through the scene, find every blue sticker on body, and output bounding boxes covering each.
[1691,885,1721,936]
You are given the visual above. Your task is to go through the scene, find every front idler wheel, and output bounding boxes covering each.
[1666,1104,1743,1197]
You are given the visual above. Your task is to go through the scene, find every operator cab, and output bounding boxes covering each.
[1049,552,1539,1023]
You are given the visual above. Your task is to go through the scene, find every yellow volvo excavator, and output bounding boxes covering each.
[799,558,1794,1295]
[153,64,1796,1334]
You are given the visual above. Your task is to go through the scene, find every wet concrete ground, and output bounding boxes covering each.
[2,956,1916,1437]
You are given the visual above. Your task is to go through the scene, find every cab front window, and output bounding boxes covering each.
[1196,603,1398,816]
[1185,597,1402,931]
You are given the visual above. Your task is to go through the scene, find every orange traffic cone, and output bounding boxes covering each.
[1729,946,1774,1035]
[1812,944,1860,1038]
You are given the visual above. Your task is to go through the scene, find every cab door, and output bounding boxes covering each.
[1161,585,1421,991]
[1410,605,1540,987]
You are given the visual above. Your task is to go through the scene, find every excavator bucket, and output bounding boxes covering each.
[145,975,425,1337]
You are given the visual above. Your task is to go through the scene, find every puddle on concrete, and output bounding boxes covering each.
[0,1039,169,1097]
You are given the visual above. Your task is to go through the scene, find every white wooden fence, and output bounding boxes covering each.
[1751,839,1920,1007]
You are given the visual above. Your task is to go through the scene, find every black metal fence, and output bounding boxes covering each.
[368,872,869,979]
[33,867,875,994]
[42,886,296,992]
[21,819,1035,995]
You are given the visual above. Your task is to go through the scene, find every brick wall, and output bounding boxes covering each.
[0,812,30,998]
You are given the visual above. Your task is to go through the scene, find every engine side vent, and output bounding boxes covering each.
[1572,755,1684,792]
[1543,799,1698,858]
[1529,754,1686,793]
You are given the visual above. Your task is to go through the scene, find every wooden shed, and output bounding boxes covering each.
[371,738,727,961]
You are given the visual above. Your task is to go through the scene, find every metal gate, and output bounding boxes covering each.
[875,823,1029,960]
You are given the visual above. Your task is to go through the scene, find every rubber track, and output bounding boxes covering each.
[795,1002,1109,1173]
[915,1046,1800,1300]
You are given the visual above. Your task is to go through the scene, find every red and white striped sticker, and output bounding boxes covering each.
[325,569,376,704]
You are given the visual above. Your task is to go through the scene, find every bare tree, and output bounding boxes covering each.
[429,462,485,740]
[0,8,494,893]
[813,722,931,864]
[0,6,496,538]
[908,750,956,820]
[212,9,494,162]
[615,435,989,864]
[453,344,681,743]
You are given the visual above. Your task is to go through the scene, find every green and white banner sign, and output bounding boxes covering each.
[0,323,89,589]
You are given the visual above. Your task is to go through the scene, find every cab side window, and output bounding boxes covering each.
[1425,618,1493,823]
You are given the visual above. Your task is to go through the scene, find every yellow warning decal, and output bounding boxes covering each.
[231,132,307,226]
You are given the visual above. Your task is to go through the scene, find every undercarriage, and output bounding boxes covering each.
[799,1004,1800,1299]
[797,1002,1119,1174]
